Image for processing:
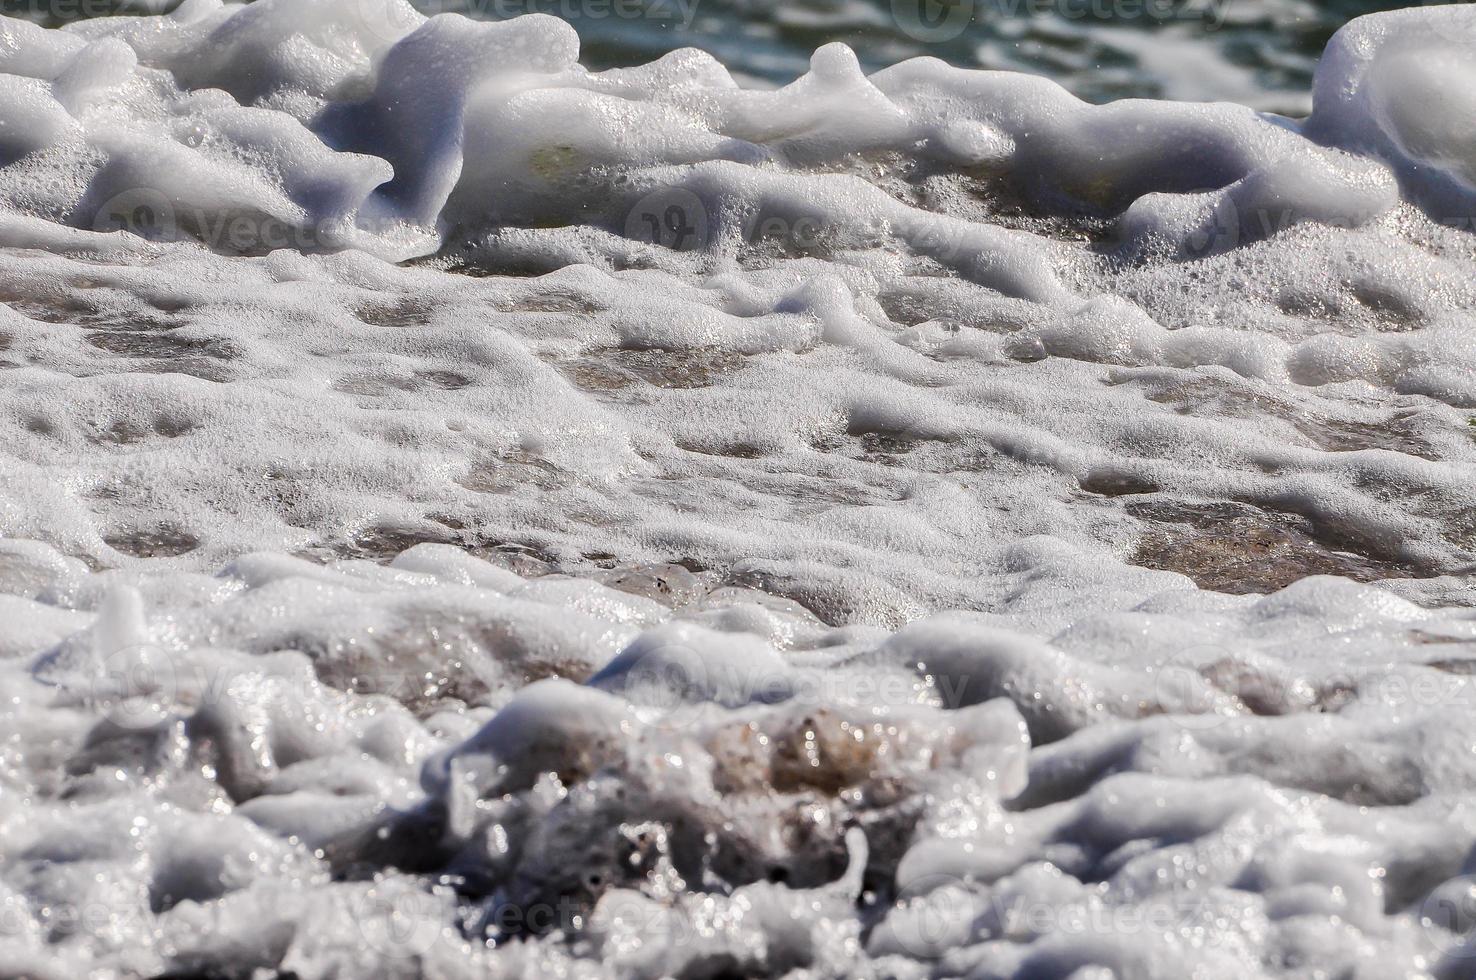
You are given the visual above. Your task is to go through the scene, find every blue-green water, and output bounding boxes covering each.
[2,0,1424,110]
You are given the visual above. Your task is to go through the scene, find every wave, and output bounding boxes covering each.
[1,3,1475,977]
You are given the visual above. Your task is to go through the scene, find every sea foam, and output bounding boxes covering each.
[0,2,1475,976]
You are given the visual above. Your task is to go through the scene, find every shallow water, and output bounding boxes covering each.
[5,0,1422,110]
[1,1,1476,977]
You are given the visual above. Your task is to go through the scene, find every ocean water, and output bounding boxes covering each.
[4,0,1422,109]
[468,0,1406,111]
[1,0,1475,977]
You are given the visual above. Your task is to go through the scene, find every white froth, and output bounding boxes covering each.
[0,3,1475,977]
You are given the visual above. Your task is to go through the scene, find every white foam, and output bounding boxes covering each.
[1,3,1475,976]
